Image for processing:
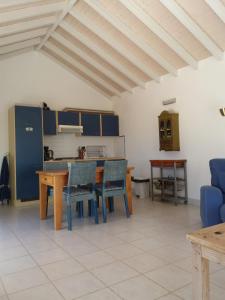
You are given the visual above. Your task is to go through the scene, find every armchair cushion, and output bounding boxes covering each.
[220,204,225,223]
[218,171,225,193]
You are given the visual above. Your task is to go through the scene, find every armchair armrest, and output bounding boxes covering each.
[200,185,223,227]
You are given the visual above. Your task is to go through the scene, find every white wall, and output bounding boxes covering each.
[113,57,225,201]
[0,51,112,162]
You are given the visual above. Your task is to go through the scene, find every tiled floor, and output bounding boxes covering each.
[0,197,224,300]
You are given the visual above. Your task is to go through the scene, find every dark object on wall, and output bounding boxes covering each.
[219,108,225,116]
[0,156,10,204]
[43,102,50,111]
[158,111,180,151]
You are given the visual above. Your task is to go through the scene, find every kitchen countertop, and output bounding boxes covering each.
[45,157,125,163]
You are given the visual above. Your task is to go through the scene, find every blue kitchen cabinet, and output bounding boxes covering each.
[81,113,100,136]
[43,110,57,135]
[102,114,119,136]
[58,111,79,126]
[96,160,105,167]
[15,106,43,201]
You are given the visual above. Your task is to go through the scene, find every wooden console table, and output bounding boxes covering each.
[37,166,134,230]
[149,160,188,205]
[187,223,225,299]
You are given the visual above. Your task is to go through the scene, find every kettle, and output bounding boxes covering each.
[44,146,54,161]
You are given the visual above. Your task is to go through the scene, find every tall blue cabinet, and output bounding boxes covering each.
[9,106,43,204]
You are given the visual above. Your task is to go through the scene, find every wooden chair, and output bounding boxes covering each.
[96,160,130,223]
[63,161,98,231]
[43,162,68,216]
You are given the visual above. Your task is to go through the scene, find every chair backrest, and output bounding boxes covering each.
[43,162,68,171]
[67,161,97,186]
[209,159,225,188]
[103,160,127,183]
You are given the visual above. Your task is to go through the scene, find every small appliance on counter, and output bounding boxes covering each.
[44,146,54,161]
[78,146,86,159]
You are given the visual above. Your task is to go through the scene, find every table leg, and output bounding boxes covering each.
[192,243,209,300]
[39,178,47,220]
[53,176,64,230]
[126,171,133,214]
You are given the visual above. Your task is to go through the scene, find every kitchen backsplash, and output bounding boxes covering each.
[43,134,125,159]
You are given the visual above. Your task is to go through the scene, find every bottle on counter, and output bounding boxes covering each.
[78,146,86,159]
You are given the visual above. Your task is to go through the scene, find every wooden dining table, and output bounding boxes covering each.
[37,166,134,230]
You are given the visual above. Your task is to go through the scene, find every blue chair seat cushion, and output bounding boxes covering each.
[96,185,123,193]
[63,185,94,196]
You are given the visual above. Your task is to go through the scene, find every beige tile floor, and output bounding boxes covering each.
[0,197,224,300]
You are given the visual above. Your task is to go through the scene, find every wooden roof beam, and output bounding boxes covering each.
[0,38,41,55]
[0,47,33,60]
[52,31,133,93]
[84,0,177,77]
[0,0,41,9]
[45,41,122,97]
[160,0,224,60]
[41,47,113,99]
[0,28,48,47]
[69,11,160,83]
[36,0,78,50]
[118,0,198,69]
[0,2,64,25]
[205,0,225,24]
[60,21,146,88]
[0,15,55,38]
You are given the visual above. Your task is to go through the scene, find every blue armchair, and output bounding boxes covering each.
[200,159,225,227]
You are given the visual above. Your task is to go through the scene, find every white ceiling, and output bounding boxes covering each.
[0,0,225,98]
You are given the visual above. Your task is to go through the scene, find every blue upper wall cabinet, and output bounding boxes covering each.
[15,106,43,201]
[43,110,56,135]
[81,113,100,136]
[58,111,79,126]
[102,114,119,136]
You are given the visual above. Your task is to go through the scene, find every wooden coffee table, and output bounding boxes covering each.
[187,223,225,300]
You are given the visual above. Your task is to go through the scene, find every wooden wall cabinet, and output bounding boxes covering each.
[158,111,180,151]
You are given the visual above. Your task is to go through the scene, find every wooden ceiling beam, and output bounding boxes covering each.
[0,37,41,55]
[205,0,225,24]
[84,0,177,77]
[69,11,160,83]
[160,0,224,60]
[52,31,132,93]
[0,28,48,47]
[118,0,198,69]
[36,0,78,50]
[0,0,40,9]
[0,47,33,60]
[0,2,64,25]
[41,47,114,99]
[46,41,122,97]
[0,15,55,38]
[60,21,146,88]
